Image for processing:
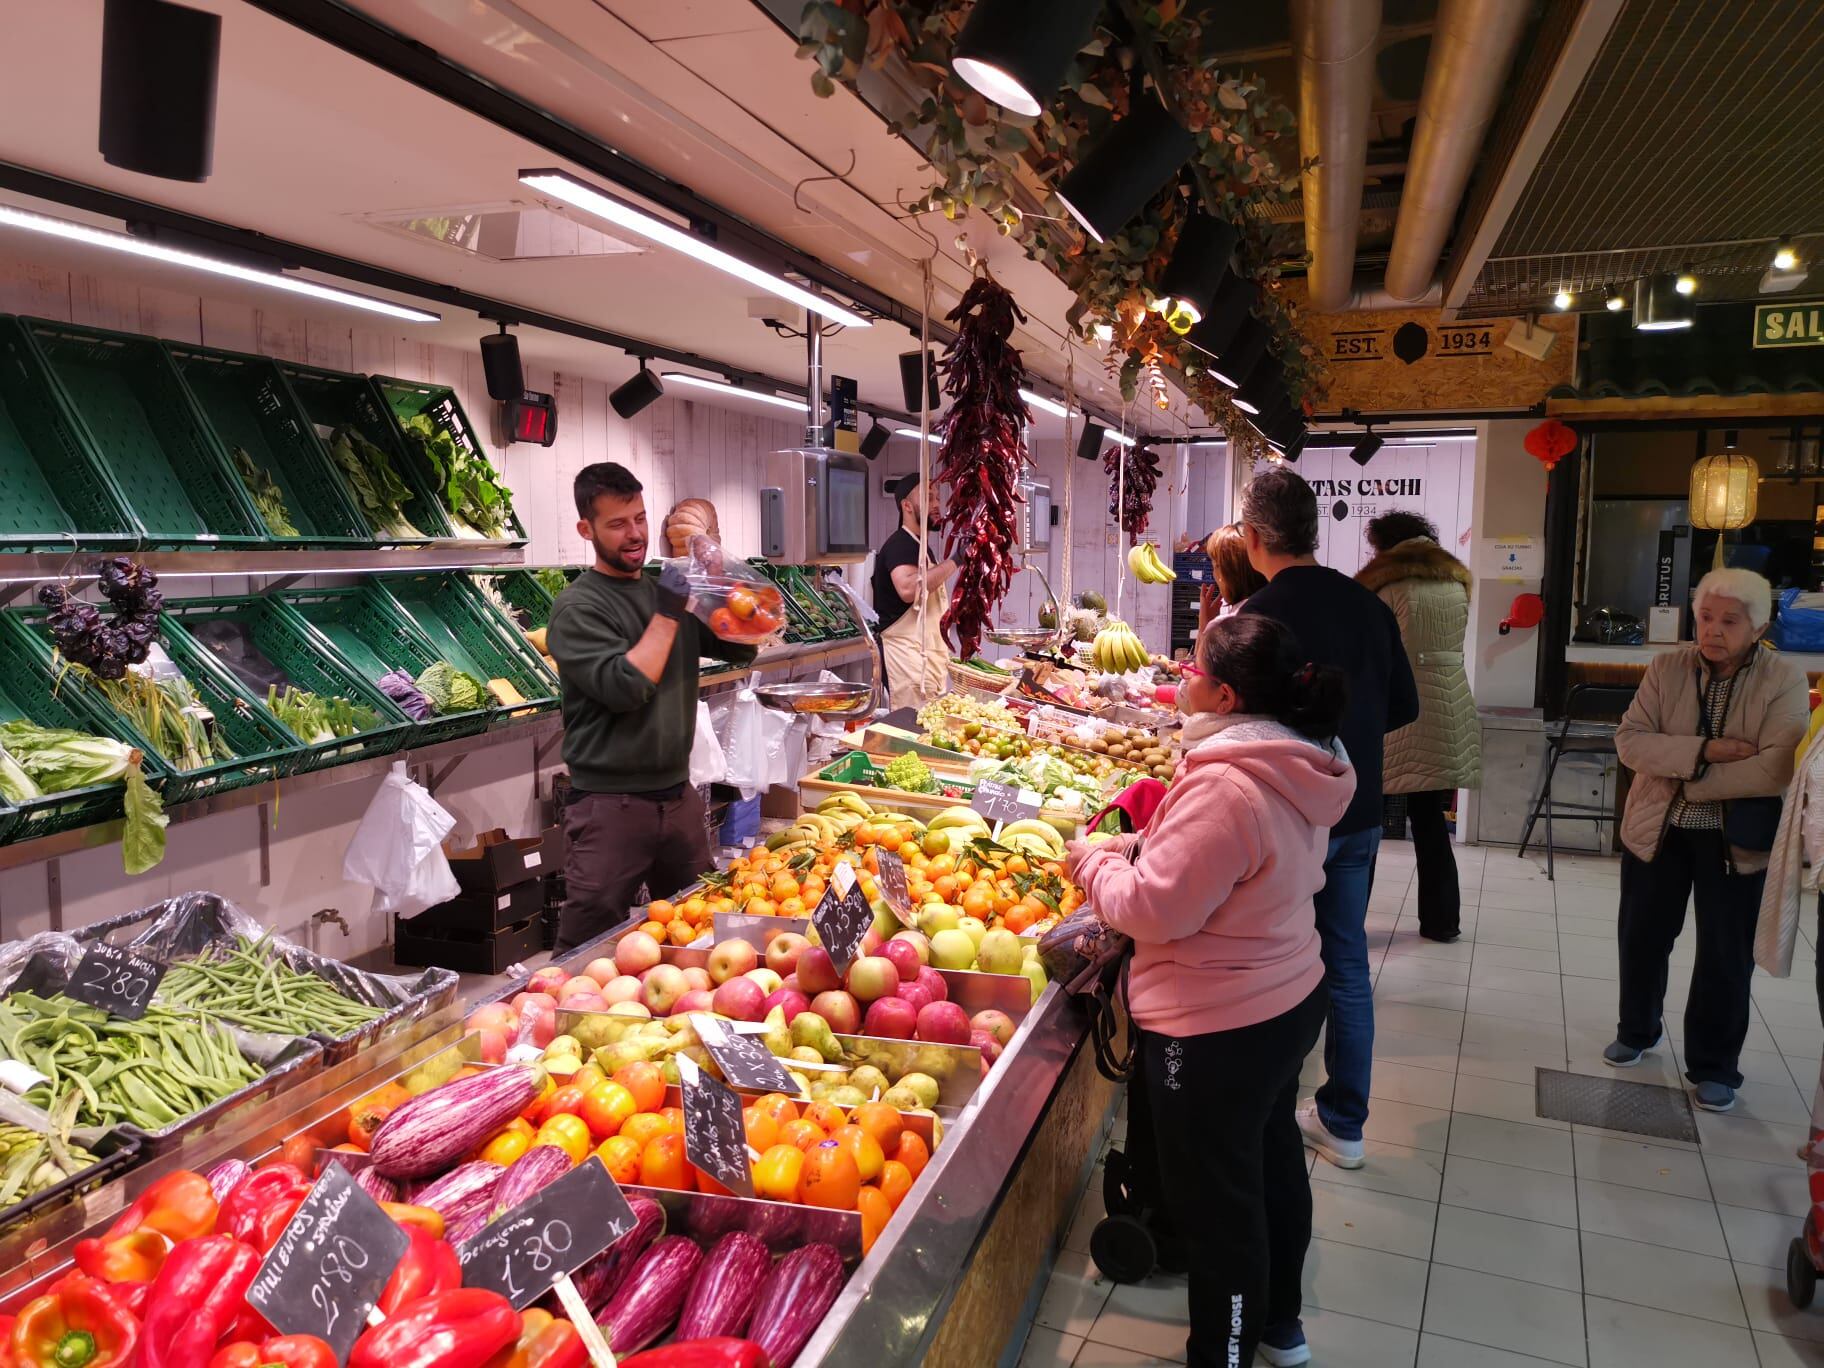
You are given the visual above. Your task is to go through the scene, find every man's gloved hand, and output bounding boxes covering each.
[654,562,694,621]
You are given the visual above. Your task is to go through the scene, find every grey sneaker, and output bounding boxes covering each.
[1257,1321,1311,1366]
[1694,1081,1736,1112]
[1296,1098,1364,1169]
[1602,1034,1665,1067]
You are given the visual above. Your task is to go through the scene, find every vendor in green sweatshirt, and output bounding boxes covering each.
[548,463,756,950]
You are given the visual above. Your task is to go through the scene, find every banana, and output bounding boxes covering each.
[1001,819,1065,854]
[1143,543,1176,582]
[1126,544,1158,584]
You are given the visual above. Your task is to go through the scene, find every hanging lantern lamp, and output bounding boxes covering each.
[1523,419,1577,473]
[1688,429,1760,568]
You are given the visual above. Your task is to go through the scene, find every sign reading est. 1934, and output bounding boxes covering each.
[1753,304,1824,348]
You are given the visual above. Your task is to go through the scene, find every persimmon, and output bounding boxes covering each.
[831,1124,885,1183]
[619,1112,669,1150]
[802,1100,847,1134]
[894,1130,931,1178]
[743,1107,780,1152]
[639,1133,691,1190]
[851,1102,904,1155]
[857,1185,892,1254]
[779,1118,827,1151]
[594,1134,641,1184]
[877,1159,914,1210]
[751,1093,800,1127]
[613,1061,667,1114]
[798,1139,861,1211]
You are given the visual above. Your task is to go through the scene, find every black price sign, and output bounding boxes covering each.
[65,943,166,1020]
[875,848,913,919]
[246,1162,409,1364]
[811,878,871,974]
[971,780,1042,825]
[695,1015,797,1094]
[681,1061,754,1198]
[458,1158,638,1310]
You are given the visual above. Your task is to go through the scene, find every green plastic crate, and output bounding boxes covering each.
[278,584,493,746]
[165,344,374,550]
[160,595,413,774]
[0,614,158,842]
[21,320,269,549]
[277,363,453,543]
[373,377,528,545]
[478,570,557,631]
[11,609,299,804]
[377,574,557,723]
[0,317,142,552]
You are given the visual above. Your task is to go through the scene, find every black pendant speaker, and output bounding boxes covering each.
[100,0,221,183]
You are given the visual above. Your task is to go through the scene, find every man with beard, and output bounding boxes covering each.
[873,472,958,709]
[548,463,757,950]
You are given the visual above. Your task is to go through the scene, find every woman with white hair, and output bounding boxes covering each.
[1609,568,1809,1112]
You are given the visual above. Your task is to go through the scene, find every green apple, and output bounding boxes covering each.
[975,927,1024,976]
[958,916,988,950]
[1021,960,1049,1005]
[920,904,961,934]
[929,928,978,971]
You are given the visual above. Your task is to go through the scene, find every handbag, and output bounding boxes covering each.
[1038,839,1140,1081]
[1692,663,1783,852]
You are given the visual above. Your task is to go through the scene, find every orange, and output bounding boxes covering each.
[850,1102,904,1156]
[682,896,708,921]
[751,1093,800,1127]
[895,1130,931,1178]
[770,874,800,901]
[532,1114,591,1165]
[743,1107,780,1153]
[639,1133,691,1190]
[779,1118,827,1151]
[746,897,777,919]
[656,1106,687,1137]
[877,828,903,852]
[831,1124,885,1183]
[618,1112,668,1150]
[667,920,697,946]
[1003,855,1030,875]
[877,1158,914,1210]
[798,1139,861,1211]
[853,825,877,847]
[639,921,667,941]
[927,854,956,877]
[960,886,992,919]
[857,1184,892,1254]
[579,1081,638,1140]
[594,1134,641,1185]
[613,1061,666,1114]
[753,1143,804,1203]
[932,874,959,902]
[779,897,805,917]
[802,1100,847,1135]
[647,900,676,925]
[1003,904,1036,934]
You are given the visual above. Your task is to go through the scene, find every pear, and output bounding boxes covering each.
[810,1080,843,1102]
[544,1054,582,1078]
[791,1045,828,1066]
[828,1085,868,1107]
[761,1006,791,1058]
[848,1064,891,1099]
[659,1057,680,1084]
[1021,960,1049,1005]
[880,1084,924,1110]
[788,1070,813,1099]
[791,1012,844,1062]
[593,1041,649,1075]
[910,1047,956,1081]
[897,1071,941,1108]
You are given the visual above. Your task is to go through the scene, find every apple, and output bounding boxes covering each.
[527,965,570,996]
[583,958,620,986]
[765,933,811,977]
[916,1000,972,1046]
[601,976,642,1005]
[880,938,924,983]
[864,996,918,1039]
[895,979,937,1014]
[510,991,552,1017]
[845,956,900,1004]
[919,905,961,934]
[970,1028,1005,1066]
[957,916,988,951]
[712,976,767,1022]
[975,928,1024,977]
[615,933,663,977]
[928,929,977,972]
[469,1002,516,1035]
[518,997,557,1047]
[889,930,931,966]
[860,927,884,959]
[556,976,603,1003]
[916,966,949,1001]
[673,989,716,1017]
[681,967,713,993]
[762,988,811,1024]
[563,992,607,1014]
[780,973,801,994]
[796,947,841,996]
[641,963,689,1016]
[707,938,759,984]
[475,1026,508,1063]
[809,990,860,1035]
[971,1009,1018,1047]
[744,967,783,996]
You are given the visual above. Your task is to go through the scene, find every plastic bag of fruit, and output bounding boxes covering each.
[657,535,788,644]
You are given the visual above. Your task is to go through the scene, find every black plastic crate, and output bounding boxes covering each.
[393,912,543,974]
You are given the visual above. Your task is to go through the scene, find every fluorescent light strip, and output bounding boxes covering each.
[1019,388,1071,419]
[1105,430,1136,447]
[892,427,941,444]
[523,171,871,330]
[0,204,440,322]
[661,372,806,413]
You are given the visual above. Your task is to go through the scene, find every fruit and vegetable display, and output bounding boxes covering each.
[402,413,517,540]
[327,426,427,540]
[0,720,167,874]
[265,686,381,742]
[916,695,1151,785]
[1125,542,1177,584]
[89,664,236,774]
[155,934,390,1038]
[230,446,301,539]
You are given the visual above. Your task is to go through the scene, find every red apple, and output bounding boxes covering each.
[915,966,949,1002]
[681,966,713,993]
[765,933,811,977]
[555,976,602,1003]
[510,991,553,1018]
[564,992,607,1014]
[970,1028,1005,1066]
[615,933,663,977]
[810,990,860,1035]
[762,988,811,1024]
[583,958,620,986]
[880,938,923,983]
[796,947,841,996]
[601,976,642,1005]
[970,1009,1017,1046]
[476,1026,508,1063]
[895,979,937,1014]
[469,1002,516,1035]
[712,976,767,1022]
[889,930,930,966]
[864,996,918,1039]
[673,989,715,1017]
[707,938,760,985]
[916,1000,972,1045]
[780,973,801,995]
[845,956,900,1004]
[527,965,570,996]
[518,997,557,1047]
[641,963,689,1016]
[743,967,783,996]
[860,927,884,958]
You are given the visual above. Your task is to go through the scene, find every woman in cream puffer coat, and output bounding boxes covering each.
[1358,513,1481,940]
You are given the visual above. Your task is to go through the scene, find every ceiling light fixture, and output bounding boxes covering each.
[1552,289,1574,310]
[1634,271,1695,331]
[1208,320,1269,391]
[1055,99,1196,244]
[521,169,871,328]
[609,362,665,419]
[1019,388,1071,419]
[1775,240,1799,272]
[100,0,220,183]
[1604,284,1626,312]
[1152,213,1240,333]
[1675,269,1698,296]
[860,419,891,459]
[1350,431,1384,467]
[890,426,941,445]
[661,371,804,413]
[950,0,1101,118]
[0,203,439,321]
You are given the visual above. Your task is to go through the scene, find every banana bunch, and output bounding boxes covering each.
[768,802,866,850]
[1092,620,1149,674]
[999,818,1066,861]
[1126,542,1176,583]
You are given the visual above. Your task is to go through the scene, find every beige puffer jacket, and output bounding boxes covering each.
[1358,539,1481,794]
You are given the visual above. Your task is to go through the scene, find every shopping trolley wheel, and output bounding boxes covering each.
[1789,1237,1817,1309]
[1089,1213,1157,1285]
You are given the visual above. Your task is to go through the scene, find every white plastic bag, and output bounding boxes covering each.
[343,761,461,918]
[689,700,726,786]
[713,685,791,799]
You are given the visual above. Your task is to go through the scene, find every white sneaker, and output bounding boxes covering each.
[1297,1098,1364,1170]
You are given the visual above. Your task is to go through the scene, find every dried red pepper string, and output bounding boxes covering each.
[1106,443,1164,538]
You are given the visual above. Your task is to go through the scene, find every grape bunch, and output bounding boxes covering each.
[37,558,163,679]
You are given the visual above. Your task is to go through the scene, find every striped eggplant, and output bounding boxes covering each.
[747,1244,845,1368]
[490,1145,572,1219]
[601,1236,704,1356]
[368,1066,542,1178]
[410,1160,504,1235]
[676,1232,771,1341]
[204,1159,250,1204]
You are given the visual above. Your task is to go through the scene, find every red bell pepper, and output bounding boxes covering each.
[347,1289,519,1368]
[140,1235,263,1368]
[10,1272,140,1368]
[250,1196,306,1255]
[207,1336,335,1368]
[612,1341,772,1368]
[219,1165,311,1246]
[377,1228,463,1317]
[73,1171,217,1287]
[481,1310,585,1368]
[0,1315,15,1368]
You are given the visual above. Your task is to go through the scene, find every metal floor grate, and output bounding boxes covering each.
[1534,1067,1700,1144]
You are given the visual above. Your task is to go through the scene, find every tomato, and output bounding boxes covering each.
[707,606,741,638]
[752,1143,804,1203]
[279,1134,320,1171]
[726,587,757,620]
[476,1117,536,1167]
[532,1114,591,1164]
[540,1084,589,1124]
[638,1133,691,1191]
[798,1139,861,1211]
[579,1081,638,1140]
[594,1135,642,1185]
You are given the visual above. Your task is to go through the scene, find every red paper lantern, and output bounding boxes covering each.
[1524,419,1577,472]
[1499,593,1546,636]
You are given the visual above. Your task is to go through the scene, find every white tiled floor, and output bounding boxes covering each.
[1021,843,1824,1367]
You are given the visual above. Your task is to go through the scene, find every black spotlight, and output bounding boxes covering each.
[1238,357,1285,418]
[899,350,940,412]
[610,363,665,419]
[1212,321,1269,395]
[1280,428,1309,463]
[1634,271,1695,332]
[860,420,890,460]
[1350,431,1384,467]
[951,0,1102,118]
[1155,213,1240,331]
[100,0,221,183]
[1076,422,1107,461]
[1186,275,1257,359]
[1056,99,1196,243]
[480,326,525,402]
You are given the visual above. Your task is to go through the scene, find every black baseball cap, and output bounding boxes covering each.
[891,472,922,501]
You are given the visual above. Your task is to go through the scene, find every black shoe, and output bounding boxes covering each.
[1419,929,1460,943]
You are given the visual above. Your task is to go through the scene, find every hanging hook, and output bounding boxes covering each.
[793,149,859,213]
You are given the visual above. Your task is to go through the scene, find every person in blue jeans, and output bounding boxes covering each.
[1241,466,1419,1168]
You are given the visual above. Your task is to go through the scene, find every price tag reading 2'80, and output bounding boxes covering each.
[65,943,166,1021]
[246,1162,409,1364]
[458,1158,638,1310]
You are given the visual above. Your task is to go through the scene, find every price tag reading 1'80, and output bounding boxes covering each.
[679,1057,755,1198]
[65,943,166,1021]
[246,1162,410,1364]
[457,1158,638,1310]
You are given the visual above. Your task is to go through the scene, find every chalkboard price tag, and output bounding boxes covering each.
[810,880,872,975]
[246,1162,410,1364]
[971,780,1042,826]
[680,1059,754,1198]
[693,1015,797,1093]
[65,943,166,1021]
[458,1157,638,1310]
[875,848,913,919]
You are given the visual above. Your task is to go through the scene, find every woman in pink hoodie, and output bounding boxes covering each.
[1069,614,1355,1368]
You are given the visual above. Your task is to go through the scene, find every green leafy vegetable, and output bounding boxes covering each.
[230,446,301,538]
[266,685,381,742]
[327,426,426,539]
[0,720,165,872]
[122,765,167,875]
[534,567,568,597]
[414,661,488,713]
[402,414,515,539]
[89,667,234,772]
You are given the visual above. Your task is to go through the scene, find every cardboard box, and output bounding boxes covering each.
[447,826,564,893]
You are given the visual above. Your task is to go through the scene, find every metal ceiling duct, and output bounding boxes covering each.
[1383,0,1532,303]
[1291,0,1382,312]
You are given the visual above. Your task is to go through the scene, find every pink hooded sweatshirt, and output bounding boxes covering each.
[1073,715,1356,1037]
